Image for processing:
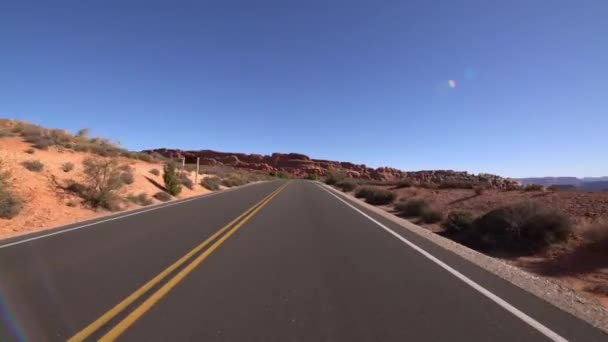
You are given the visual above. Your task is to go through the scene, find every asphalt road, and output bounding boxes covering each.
[0,180,606,341]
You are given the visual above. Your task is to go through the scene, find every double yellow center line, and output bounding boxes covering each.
[69,183,288,342]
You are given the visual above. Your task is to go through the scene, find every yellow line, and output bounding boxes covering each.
[68,183,287,342]
[99,183,287,341]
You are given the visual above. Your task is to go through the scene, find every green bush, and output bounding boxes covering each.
[163,162,182,196]
[395,199,430,217]
[335,179,358,192]
[473,202,571,253]
[421,208,443,223]
[354,186,374,199]
[127,193,153,206]
[154,191,172,202]
[442,211,476,234]
[22,160,44,172]
[62,162,75,172]
[201,176,221,191]
[149,168,160,176]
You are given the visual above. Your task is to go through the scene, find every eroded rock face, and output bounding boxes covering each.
[143,148,519,189]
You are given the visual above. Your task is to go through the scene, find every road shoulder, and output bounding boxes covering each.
[318,182,608,335]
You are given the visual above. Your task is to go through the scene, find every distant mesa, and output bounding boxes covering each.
[516,177,608,191]
[143,148,521,190]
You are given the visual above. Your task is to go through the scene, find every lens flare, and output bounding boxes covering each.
[448,80,456,88]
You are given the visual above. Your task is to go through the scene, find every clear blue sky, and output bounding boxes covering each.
[1,1,606,177]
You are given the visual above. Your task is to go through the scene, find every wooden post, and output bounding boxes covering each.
[195,157,200,185]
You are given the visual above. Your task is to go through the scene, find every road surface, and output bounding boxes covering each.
[0,180,605,341]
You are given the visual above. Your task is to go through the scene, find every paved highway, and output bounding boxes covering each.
[0,180,605,341]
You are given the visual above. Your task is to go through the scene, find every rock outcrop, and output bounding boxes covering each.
[144,148,520,189]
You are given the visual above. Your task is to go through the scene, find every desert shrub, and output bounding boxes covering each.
[442,211,476,234]
[25,148,35,154]
[81,157,126,211]
[0,190,22,219]
[304,173,318,180]
[580,219,608,244]
[547,185,576,192]
[75,128,90,139]
[473,186,485,196]
[354,186,374,199]
[62,162,75,172]
[335,179,358,192]
[20,125,44,140]
[472,202,571,253]
[47,129,72,145]
[22,160,44,172]
[395,199,430,217]
[0,129,14,137]
[222,175,247,187]
[0,162,21,219]
[134,153,153,162]
[524,184,545,192]
[438,181,474,189]
[88,144,121,157]
[149,168,160,176]
[421,208,443,223]
[324,170,345,185]
[354,187,395,205]
[200,166,228,177]
[66,181,86,195]
[419,182,439,189]
[273,171,290,179]
[154,191,172,202]
[163,162,182,196]
[395,179,413,188]
[180,173,194,190]
[127,193,153,206]
[73,144,89,152]
[201,176,221,191]
[119,167,135,185]
[31,137,53,150]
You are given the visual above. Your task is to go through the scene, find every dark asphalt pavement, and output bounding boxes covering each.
[0,180,605,341]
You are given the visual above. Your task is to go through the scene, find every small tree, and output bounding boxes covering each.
[163,162,182,196]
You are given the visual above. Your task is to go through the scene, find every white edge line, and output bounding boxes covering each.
[0,181,273,250]
[316,184,568,342]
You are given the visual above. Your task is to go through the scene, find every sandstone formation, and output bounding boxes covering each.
[144,149,520,190]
